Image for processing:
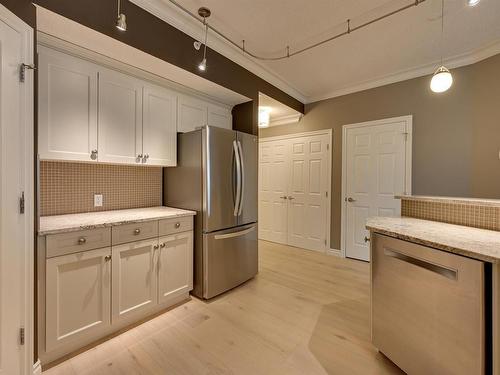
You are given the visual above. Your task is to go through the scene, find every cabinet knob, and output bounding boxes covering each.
[78,237,86,245]
[153,244,159,250]
[175,222,181,228]
[134,228,141,235]
[279,196,288,200]
[347,197,356,203]
[104,255,111,262]
[137,154,143,161]
[90,150,98,160]
[160,243,166,248]
[287,196,295,200]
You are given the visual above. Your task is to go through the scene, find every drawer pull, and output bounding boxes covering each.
[384,247,458,281]
[134,228,141,235]
[175,222,181,229]
[78,237,86,245]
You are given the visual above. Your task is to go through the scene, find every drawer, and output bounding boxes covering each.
[159,216,193,236]
[46,227,111,258]
[112,221,158,245]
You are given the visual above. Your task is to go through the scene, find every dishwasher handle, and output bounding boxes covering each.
[384,247,458,281]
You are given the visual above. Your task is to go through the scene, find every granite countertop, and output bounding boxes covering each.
[366,216,500,263]
[396,195,500,207]
[39,207,196,236]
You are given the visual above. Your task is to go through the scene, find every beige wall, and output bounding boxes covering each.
[260,53,500,250]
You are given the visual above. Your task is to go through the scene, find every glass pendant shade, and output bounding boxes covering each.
[430,66,453,93]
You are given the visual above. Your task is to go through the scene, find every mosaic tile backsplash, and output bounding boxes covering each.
[401,199,499,231]
[40,161,162,216]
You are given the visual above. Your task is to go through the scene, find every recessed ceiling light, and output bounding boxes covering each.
[467,0,480,7]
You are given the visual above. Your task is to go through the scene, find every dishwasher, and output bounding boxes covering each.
[371,233,487,375]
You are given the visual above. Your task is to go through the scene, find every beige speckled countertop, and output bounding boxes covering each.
[366,216,500,263]
[396,195,500,207]
[39,207,196,236]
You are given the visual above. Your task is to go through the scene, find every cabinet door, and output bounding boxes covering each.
[207,103,232,130]
[177,96,207,133]
[112,238,158,323]
[46,247,111,352]
[143,84,177,166]
[38,46,98,161]
[98,69,143,164]
[158,232,193,304]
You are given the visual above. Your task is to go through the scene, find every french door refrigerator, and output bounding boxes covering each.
[164,126,258,299]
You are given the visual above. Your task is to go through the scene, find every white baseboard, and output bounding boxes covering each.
[326,248,343,257]
[33,360,42,375]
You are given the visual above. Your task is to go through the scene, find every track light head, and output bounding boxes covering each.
[116,13,127,31]
[198,58,207,71]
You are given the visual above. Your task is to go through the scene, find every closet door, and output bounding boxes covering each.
[98,69,143,164]
[38,46,98,162]
[258,140,289,244]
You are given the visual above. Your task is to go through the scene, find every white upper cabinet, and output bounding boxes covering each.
[98,69,143,164]
[177,95,207,133]
[38,47,98,161]
[142,84,177,166]
[207,103,232,130]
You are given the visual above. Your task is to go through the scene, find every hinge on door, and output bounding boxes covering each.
[19,63,36,83]
[20,327,25,346]
[325,191,328,198]
[19,192,25,214]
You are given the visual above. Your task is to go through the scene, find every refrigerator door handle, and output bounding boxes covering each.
[233,140,242,216]
[214,225,255,240]
[237,140,245,216]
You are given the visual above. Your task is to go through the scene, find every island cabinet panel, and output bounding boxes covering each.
[158,232,193,304]
[111,238,158,323]
[45,247,111,352]
[371,233,485,375]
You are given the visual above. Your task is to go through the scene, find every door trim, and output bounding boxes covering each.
[340,115,412,258]
[0,4,34,374]
[258,129,332,251]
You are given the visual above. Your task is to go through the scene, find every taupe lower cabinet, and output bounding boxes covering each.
[39,216,194,364]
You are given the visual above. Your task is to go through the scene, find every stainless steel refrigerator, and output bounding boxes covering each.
[164,126,258,299]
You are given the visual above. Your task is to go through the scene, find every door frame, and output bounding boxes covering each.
[258,129,333,252]
[340,115,412,258]
[0,4,35,375]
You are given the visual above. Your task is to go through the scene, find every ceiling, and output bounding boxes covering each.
[137,0,500,103]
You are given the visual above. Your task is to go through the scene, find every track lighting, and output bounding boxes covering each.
[430,0,452,93]
[195,7,211,72]
[467,0,480,6]
[198,58,207,71]
[116,0,127,31]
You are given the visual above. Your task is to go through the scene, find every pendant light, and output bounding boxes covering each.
[430,0,452,93]
[197,7,211,72]
[116,0,127,31]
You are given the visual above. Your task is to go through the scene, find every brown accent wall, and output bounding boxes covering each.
[40,161,162,216]
[0,0,35,27]
[33,0,304,134]
[260,53,500,249]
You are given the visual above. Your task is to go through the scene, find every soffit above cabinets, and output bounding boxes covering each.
[132,0,500,103]
[35,5,251,107]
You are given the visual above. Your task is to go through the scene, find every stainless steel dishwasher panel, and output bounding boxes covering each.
[371,233,485,375]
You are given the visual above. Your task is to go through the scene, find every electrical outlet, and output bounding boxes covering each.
[94,194,103,207]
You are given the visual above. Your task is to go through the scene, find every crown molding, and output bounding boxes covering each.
[269,113,303,127]
[308,39,500,103]
[129,0,307,103]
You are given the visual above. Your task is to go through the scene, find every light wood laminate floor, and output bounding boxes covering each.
[44,240,404,375]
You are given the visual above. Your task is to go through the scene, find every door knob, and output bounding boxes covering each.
[288,196,295,200]
[104,255,112,262]
[364,236,370,243]
[347,197,356,202]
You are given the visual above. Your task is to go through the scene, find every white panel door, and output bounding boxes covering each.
[345,120,408,261]
[287,135,330,251]
[45,248,111,352]
[158,232,193,304]
[142,83,177,166]
[98,69,143,164]
[112,239,158,323]
[177,95,207,133]
[207,103,232,129]
[0,10,33,375]
[258,140,289,244]
[38,47,98,162]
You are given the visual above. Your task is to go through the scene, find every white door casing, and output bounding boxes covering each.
[38,46,98,162]
[98,68,143,164]
[287,134,330,251]
[258,139,289,244]
[0,5,34,375]
[258,130,332,253]
[342,116,412,261]
[142,83,177,166]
